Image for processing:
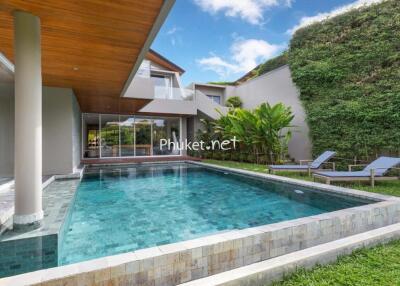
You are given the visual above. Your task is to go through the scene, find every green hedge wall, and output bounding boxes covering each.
[289,0,400,161]
[256,51,288,77]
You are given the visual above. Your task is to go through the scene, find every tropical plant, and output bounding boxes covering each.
[225,96,243,108]
[213,103,294,163]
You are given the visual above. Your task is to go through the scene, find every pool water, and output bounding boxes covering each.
[59,163,369,265]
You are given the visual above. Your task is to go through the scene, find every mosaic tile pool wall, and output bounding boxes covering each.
[0,234,57,277]
[58,163,371,265]
[0,162,379,279]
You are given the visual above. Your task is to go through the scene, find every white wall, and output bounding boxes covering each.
[140,99,196,115]
[0,84,81,177]
[0,84,14,177]
[195,85,225,104]
[226,65,312,161]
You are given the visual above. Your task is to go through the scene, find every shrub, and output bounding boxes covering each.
[289,0,400,161]
[256,51,288,77]
[226,96,243,108]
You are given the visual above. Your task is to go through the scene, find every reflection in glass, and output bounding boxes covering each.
[120,116,135,157]
[135,118,152,156]
[153,118,180,155]
[100,114,120,157]
[82,114,182,158]
[82,114,100,158]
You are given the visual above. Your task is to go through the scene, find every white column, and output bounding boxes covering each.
[13,11,43,226]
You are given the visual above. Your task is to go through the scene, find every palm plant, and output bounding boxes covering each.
[213,103,294,163]
[254,103,294,162]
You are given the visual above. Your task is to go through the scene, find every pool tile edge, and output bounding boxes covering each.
[2,161,400,286]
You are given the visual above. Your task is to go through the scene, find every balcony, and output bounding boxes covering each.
[154,86,194,101]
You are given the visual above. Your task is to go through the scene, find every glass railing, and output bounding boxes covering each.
[154,86,194,101]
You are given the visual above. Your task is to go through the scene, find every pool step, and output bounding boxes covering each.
[179,222,400,286]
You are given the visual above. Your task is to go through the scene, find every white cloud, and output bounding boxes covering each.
[166,26,183,46]
[193,0,293,25]
[287,0,385,34]
[197,38,284,78]
[166,26,181,35]
[197,55,237,78]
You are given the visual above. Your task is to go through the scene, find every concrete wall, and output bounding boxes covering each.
[71,93,81,172]
[0,84,81,177]
[195,85,225,104]
[181,117,187,156]
[227,65,312,161]
[195,91,229,120]
[140,99,196,115]
[0,84,14,177]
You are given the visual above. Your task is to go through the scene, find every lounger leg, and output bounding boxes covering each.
[370,169,375,188]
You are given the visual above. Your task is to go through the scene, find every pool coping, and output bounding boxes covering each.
[178,222,400,286]
[2,160,400,286]
[190,161,399,202]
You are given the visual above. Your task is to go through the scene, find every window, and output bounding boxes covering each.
[135,118,152,156]
[82,114,181,158]
[207,95,221,105]
[151,73,173,99]
[100,114,120,157]
[120,116,135,157]
[152,118,180,155]
[82,114,100,158]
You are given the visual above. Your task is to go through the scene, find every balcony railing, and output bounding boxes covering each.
[154,86,194,101]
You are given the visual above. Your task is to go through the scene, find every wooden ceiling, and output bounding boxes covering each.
[0,0,166,114]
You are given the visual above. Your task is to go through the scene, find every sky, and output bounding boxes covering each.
[151,0,383,86]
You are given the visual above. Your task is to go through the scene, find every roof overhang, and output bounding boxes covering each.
[145,49,185,74]
[0,0,175,114]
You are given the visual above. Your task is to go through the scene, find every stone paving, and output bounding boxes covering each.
[0,186,14,228]
[0,176,54,229]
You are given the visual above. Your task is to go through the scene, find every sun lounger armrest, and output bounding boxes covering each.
[348,164,367,171]
[299,160,312,166]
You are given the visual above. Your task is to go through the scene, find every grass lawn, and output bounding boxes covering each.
[203,159,400,197]
[203,159,400,286]
[272,240,400,286]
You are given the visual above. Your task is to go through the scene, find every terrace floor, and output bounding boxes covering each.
[0,176,54,231]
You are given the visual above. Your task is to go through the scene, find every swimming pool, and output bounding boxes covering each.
[59,162,370,265]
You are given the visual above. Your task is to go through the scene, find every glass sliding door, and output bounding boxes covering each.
[82,113,100,158]
[82,114,182,158]
[135,118,152,156]
[120,116,135,157]
[152,117,181,155]
[100,114,120,157]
